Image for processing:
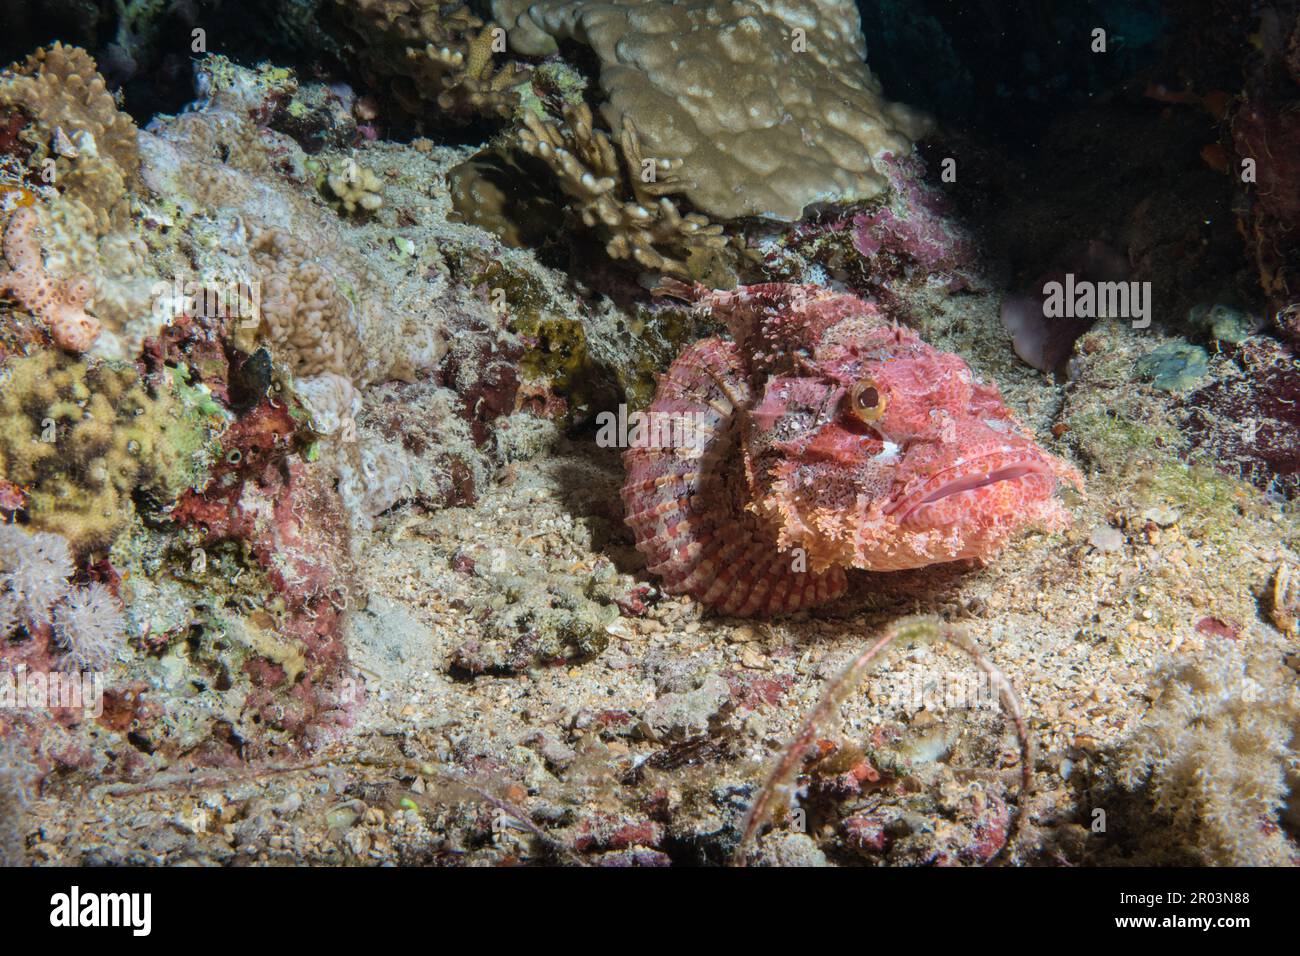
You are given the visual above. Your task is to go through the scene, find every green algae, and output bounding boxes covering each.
[1134,342,1210,392]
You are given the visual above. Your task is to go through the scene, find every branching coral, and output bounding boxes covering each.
[0,207,99,351]
[1117,642,1300,865]
[404,8,530,119]
[0,351,222,554]
[329,0,528,121]
[517,104,732,280]
[324,158,384,215]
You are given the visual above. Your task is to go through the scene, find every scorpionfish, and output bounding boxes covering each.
[621,282,1082,617]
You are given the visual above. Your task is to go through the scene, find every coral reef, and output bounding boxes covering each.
[396,0,937,282]
[167,393,363,743]
[0,42,138,232]
[353,376,491,510]
[0,207,99,351]
[0,43,159,358]
[0,350,224,554]
[2,0,1298,874]
[493,0,930,221]
[442,245,714,421]
[137,55,447,389]
[250,229,370,382]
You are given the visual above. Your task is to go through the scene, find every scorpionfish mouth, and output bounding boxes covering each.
[886,450,1073,529]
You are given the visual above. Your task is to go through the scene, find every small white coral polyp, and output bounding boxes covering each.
[53,583,124,670]
[0,524,74,626]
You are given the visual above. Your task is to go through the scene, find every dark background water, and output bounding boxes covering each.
[856,0,1171,142]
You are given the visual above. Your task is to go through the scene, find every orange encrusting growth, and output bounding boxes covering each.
[0,207,99,352]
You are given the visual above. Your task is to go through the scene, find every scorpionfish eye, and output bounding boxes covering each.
[847,379,888,424]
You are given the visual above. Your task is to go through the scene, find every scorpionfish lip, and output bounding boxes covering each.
[886,453,1060,524]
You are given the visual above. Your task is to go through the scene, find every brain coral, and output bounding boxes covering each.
[491,0,930,221]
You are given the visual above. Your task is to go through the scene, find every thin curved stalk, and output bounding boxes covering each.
[732,615,1035,866]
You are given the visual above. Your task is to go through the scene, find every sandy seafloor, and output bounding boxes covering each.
[20,278,1298,867]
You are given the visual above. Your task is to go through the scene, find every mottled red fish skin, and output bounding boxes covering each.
[621,282,1082,617]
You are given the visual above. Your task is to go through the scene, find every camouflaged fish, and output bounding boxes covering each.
[621,282,1082,617]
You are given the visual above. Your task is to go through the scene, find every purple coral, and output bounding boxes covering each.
[850,153,973,274]
[52,583,125,670]
[0,524,73,626]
